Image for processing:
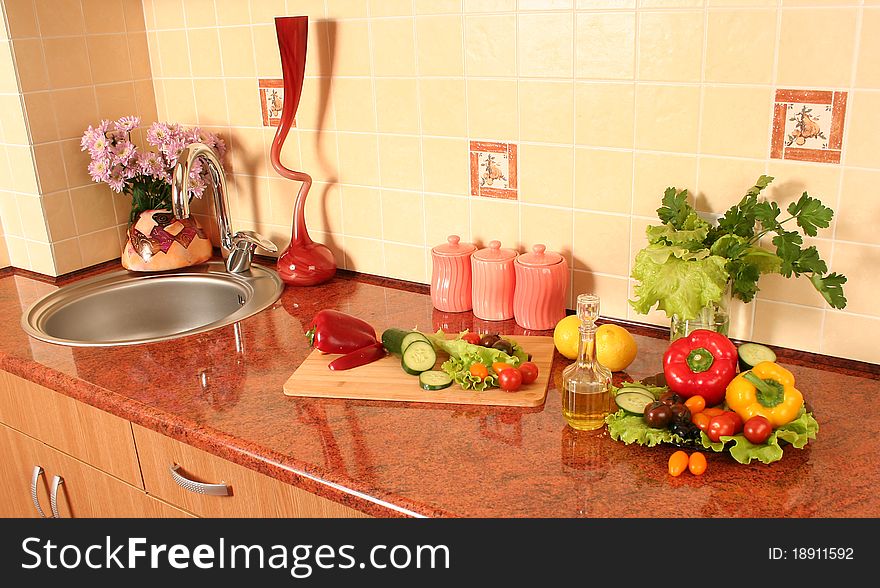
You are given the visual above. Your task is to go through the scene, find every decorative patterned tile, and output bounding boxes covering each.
[771,89,847,164]
[469,140,518,200]
[258,78,294,128]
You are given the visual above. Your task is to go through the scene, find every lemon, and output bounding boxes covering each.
[596,324,638,372]
[553,315,581,360]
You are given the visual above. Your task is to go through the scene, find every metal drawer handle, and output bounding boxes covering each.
[50,475,64,518]
[30,466,47,518]
[169,464,230,496]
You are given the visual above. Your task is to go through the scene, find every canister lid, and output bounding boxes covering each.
[432,234,476,256]
[516,244,563,267]
[473,240,517,262]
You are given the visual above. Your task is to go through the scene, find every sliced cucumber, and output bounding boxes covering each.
[401,340,436,375]
[738,342,777,371]
[381,328,410,355]
[419,370,453,391]
[614,390,655,415]
[401,331,430,353]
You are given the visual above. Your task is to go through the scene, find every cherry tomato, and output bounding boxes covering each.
[498,368,522,392]
[461,332,481,345]
[668,450,689,477]
[688,451,707,476]
[469,363,489,380]
[691,412,711,432]
[702,407,726,418]
[684,395,706,414]
[518,362,539,384]
[706,414,736,442]
[743,415,773,444]
[724,411,744,434]
[492,362,514,374]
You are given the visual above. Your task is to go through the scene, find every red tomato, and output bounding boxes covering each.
[492,362,514,374]
[706,414,736,442]
[702,407,726,418]
[498,368,522,392]
[724,411,744,434]
[469,363,489,380]
[462,332,481,345]
[518,362,539,384]
[743,415,772,444]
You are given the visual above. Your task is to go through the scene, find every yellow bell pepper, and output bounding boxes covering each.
[725,361,804,427]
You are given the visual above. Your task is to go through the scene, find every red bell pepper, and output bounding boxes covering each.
[663,329,738,406]
[328,341,387,371]
[306,309,377,354]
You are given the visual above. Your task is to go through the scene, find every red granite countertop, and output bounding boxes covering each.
[1,261,879,518]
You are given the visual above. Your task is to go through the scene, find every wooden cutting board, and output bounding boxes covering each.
[283,335,557,407]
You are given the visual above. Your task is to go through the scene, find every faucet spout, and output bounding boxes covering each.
[172,143,277,273]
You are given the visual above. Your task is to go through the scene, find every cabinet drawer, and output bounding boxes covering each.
[0,423,191,518]
[0,371,142,487]
[133,424,368,518]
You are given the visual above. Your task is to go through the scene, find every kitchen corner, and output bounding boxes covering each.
[1,259,878,518]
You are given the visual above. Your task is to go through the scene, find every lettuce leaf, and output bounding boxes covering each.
[698,411,819,464]
[423,330,528,391]
[606,410,691,447]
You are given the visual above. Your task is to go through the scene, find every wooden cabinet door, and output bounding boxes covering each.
[133,424,368,518]
[0,424,191,518]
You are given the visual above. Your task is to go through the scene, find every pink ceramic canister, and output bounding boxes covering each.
[431,235,477,313]
[471,240,517,321]
[513,244,569,331]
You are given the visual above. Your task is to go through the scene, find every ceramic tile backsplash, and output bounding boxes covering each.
[0,1,876,363]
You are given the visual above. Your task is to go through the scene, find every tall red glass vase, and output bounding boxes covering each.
[270,16,336,286]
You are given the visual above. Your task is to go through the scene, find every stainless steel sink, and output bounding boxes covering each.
[21,261,284,347]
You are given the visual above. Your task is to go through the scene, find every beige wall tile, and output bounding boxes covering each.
[329,20,371,76]
[416,15,464,76]
[156,29,192,77]
[574,83,634,148]
[33,142,67,195]
[638,11,703,82]
[229,175,270,223]
[381,190,425,245]
[465,14,516,78]
[4,0,40,39]
[0,41,20,93]
[181,0,217,28]
[519,144,574,208]
[6,145,39,193]
[123,0,147,32]
[571,270,630,319]
[79,226,122,266]
[341,185,381,239]
[0,191,23,236]
[230,127,269,177]
[465,0,516,9]
[70,184,118,235]
[856,9,880,89]
[777,8,858,87]
[467,79,517,141]
[60,139,92,188]
[830,241,880,318]
[331,77,376,132]
[128,32,153,79]
[574,148,633,214]
[700,86,772,158]
[845,92,880,168]
[193,78,228,125]
[133,79,158,123]
[326,0,369,18]
[344,235,384,275]
[5,235,30,269]
[214,0,250,26]
[414,0,462,15]
[756,236,832,308]
[519,81,574,144]
[470,197,518,249]
[296,77,335,130]
[634,84,700,153]
[708,0,776,5]
[519,205,573,265]
[520,0,572,8]
[224,78,262,127]
[51,87,99,140]
[696,157,768,214]
[42,190,78,242]
[632,152,697,217]
[219,27,256,77]
[51,239,84,275]
[518,12,573,78]
[0,236,13,269]
[11,39,49,92]
[424,194,469,247]
[18,194,50,241]
[337,132,379,185]
[371,0,414,17]
[572,211,630,275]
[419,78,466,137]
[82,0,126,34]
[298,129,339,183]
[35,0,85,37]
[160,79,197,124]
[249,0,286,24]
[378,135,422,191]
[765,160,840,240]
[187,28,223,77]
[705,9,776,84]
[25,240,55,275]
[296,181,342,235]
[822,312,880,365]
[371,18,416,77]
[375,78,420,134]
[422,137,469,195]
[95,82,138,122]
[575,12,635,80]
[837,168,880,246]
[383,242,427,284]
[5,94,33,144]
[752,300,823,353]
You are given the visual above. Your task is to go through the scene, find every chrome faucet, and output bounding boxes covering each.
[171,143,277,273]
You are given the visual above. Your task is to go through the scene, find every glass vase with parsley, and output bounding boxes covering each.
[629,175,847,340]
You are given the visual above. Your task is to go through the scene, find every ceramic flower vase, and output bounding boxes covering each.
[270,16,336,286]
[121,209,212,272]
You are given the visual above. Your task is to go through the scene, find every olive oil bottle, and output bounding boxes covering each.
[561,294,612,431]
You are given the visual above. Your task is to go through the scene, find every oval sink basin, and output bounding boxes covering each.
[21,262,284,347]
